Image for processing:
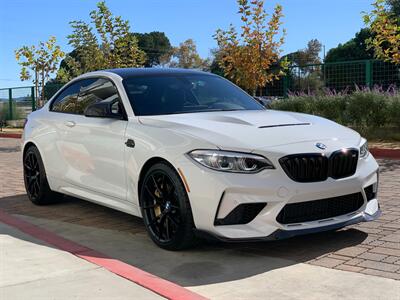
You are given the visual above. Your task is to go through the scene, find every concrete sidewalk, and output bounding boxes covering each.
[0,223,163,300]
[8,214,400,300]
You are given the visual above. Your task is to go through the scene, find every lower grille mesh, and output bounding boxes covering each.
[215,203,266,225]
[276,192,364,224]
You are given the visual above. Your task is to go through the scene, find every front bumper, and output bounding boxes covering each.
[197,207,381,242]
[176,149,380,240]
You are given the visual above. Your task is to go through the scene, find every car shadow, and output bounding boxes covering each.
[0,193,368,287]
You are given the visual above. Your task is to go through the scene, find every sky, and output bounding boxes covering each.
[0,0,373,88]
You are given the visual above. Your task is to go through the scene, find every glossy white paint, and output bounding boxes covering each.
[23,70,380,240]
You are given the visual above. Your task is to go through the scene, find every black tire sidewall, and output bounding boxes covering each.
[23,146,52,205]
[140,162,195,250]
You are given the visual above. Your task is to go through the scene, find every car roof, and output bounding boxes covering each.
[103,68,215,79]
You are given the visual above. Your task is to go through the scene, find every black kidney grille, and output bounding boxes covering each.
[276,192,364,224]
[330,149,358,179]
[280,154,328,182]
[279,149,358,182]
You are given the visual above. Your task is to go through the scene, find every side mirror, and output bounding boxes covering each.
[84,101,123,119]
[254,96,272,109]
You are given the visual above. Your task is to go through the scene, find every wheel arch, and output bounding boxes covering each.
[22,141,50,178]
[23,141,38,157]
[137,156,180,207]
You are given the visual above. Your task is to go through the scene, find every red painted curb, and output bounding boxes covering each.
[0,210,208,300]
[0,132,22,139]
[370,148,400,160]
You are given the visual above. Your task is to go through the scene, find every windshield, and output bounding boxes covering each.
[123,74,264,116]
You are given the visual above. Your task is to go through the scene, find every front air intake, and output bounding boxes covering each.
[276,192,364,224]
[214,203,267,225]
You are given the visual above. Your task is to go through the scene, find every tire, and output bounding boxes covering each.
[23,145,64,205]
[140,162,196,250]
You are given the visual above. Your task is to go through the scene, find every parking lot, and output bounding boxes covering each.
[1,137,399,299]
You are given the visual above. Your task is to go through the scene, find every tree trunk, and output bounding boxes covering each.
[40,69,45,107]
[35,70,39,108]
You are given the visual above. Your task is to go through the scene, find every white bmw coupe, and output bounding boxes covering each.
[22,68,380,250]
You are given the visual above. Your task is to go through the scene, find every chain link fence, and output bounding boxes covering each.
[265,59,400,97]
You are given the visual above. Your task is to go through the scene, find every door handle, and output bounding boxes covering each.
[64,121,76,128]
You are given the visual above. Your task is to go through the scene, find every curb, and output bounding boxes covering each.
[0,209,208,300]
[0,132,22,139]
[370,148,400,160]
[1,133,399,160]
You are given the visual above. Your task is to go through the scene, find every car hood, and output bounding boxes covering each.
[138,110,360,151]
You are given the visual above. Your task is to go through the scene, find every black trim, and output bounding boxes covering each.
[259,123,310,129]
[195,209,381,243]
[106,67,213,79]
[48,75,128,120]
[125,139,135,148]
[279,148,359,183]
[329,148,358,179]
[276,192,364,224]
[364,184,376,202]
[279,153,328,182]
[214,203,267,225]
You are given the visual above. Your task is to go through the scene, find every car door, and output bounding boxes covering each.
[58,78,128,201]
[44,80,85,182]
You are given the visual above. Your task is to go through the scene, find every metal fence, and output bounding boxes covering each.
[0,84,63,121]
[265,59,400,97]
[0,86,35,121]
[1,59,399,121]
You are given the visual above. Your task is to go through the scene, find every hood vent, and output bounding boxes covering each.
[259,123,310,129]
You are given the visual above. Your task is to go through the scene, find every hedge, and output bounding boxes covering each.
[270,88,400,135]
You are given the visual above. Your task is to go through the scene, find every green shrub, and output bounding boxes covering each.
[271,88,399,139]
[346,91,388,129]
[388,95,400,128]
[0,101,24,121]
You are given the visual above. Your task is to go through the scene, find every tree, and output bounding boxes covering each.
[325,28,375,62]
[15,36,64,106]
[386,0,400,19]
[170,39,209,69]
[281,39,323,92]
[363,0,400,65]
[209,48,225,76]
[284,39,322,66]
[57,1,146,82]
[214,0,287,95]
[133,32,173,67]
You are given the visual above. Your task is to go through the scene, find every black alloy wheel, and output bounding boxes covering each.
[140,162,196,250]
[23,146,63,205]
[24,150,41,200]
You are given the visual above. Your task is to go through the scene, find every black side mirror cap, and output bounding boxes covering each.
[84,101,123,119]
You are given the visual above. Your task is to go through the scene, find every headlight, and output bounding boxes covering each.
[187,150,274,173]
[360,139,369,158]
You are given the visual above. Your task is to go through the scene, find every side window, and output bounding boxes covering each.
[51,82,81,113]
[76,78,121,115]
